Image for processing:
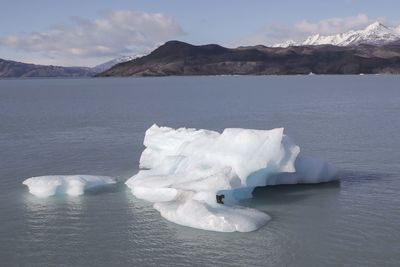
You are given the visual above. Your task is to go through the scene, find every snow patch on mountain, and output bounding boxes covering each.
[92,55,140,73]
[271,40,297,48]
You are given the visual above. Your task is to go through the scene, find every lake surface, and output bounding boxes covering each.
[0,76,399,266]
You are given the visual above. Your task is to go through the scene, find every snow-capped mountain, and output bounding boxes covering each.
[273,22,400,47]
[92,55,140,73]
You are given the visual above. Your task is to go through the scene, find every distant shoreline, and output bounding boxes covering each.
[1,73,400,82]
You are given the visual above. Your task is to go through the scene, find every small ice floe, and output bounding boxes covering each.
[23,175,116,197]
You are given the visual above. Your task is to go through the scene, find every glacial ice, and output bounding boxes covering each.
[126,124,338,232]
[23,175,116,197]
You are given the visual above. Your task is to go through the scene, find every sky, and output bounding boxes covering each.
[1,0,399,67]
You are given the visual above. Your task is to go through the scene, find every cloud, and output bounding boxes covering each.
[235,14,385,47]
[0,10,183,66]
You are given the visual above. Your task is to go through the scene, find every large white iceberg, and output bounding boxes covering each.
[126,125,338,232]
[23,175,116,197]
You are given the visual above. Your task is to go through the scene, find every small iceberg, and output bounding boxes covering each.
[126,125,338,232]
[23,175,116,197]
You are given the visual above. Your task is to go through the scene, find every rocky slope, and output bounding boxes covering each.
[99,40,400,76]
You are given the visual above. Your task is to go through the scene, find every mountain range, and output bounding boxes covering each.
[273,22,400,47]
[0,58,95,78]
[0,55,141,78]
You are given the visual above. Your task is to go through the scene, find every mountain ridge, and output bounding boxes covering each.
[98,40,400,76]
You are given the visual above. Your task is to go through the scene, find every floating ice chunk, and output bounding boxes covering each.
[23,175,116,197]
[126,124,338,232]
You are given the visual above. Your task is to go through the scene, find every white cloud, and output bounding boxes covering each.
[234,14,387,47]
[0,10,183,66]
[293,14,371,35]
[395,25,400,34]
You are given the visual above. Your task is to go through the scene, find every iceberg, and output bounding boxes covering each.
[23,175,116,197]
[126,125,338,232]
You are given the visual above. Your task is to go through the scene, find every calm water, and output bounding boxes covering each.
[0,76,399,267]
